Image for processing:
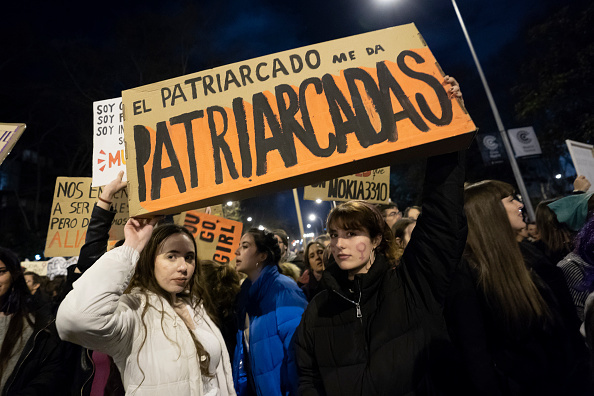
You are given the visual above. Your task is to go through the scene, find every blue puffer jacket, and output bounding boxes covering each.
[233,265,308,396]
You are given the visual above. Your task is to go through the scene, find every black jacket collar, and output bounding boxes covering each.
[322,252,390,303]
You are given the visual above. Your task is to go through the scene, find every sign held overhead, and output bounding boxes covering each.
[123,23,476,217]
[304,167,390,204]
[45,177,129,257]
[93,98,126,187]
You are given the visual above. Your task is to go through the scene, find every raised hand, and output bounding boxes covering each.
[123,217,161,253]
[443,75,463,104]
[574,175,591,192]
[98,171,127,210]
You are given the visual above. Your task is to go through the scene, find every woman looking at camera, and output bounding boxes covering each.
[57,219,235,396]
[295,150,467,395]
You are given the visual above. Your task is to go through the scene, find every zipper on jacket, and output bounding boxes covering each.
[5,320,50,394]
[333,287,362,321]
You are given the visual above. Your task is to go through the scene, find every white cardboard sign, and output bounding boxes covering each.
[567,139,594,192]
[92,98,126,187]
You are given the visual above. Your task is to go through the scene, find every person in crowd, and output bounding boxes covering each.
[377,202,401,229]
[200,259,241,361]
[516,226,530,242]
[233,228,307,395]
[535,176,594,264]
[445,179,590,395]
[44,275,66,314]
[57,170,127,396]
[315,234,330,248]
[403,205,421,220]
[1,247,74,395]
[57,219,236,395]
[300,241,326,302]
[295,146,467,394]
[391,217,417,249]
[23,271,52,319]
[536,199,577,263]
[558,216,594,321]
[279,262,301,283]
[526,222,541,241]
[272,229,296,262]
[23,271,43,295]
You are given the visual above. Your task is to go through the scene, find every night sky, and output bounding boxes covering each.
[1,0,585,254]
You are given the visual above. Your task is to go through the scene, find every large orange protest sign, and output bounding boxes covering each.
[45,177,129,257]
[182,211,242,265]
[123,23,476,216]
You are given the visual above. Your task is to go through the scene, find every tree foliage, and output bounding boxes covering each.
[512,0,594,152]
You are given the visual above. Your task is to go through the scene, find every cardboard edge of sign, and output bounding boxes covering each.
[132,129,477,217]
[0,123,27,166]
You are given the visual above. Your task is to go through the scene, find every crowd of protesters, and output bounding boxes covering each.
[4,78,594,395]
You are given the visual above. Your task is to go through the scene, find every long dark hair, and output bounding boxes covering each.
[464,180,552,335]
[0,247,34,377]
[246,228,282,267]
[326,200,399,264]
[125,224,217,377]
[536,199,574,257]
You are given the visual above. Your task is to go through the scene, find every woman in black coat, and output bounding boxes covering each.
[295,149,467,395]
[444,180,591,395]
[0,247,74,396]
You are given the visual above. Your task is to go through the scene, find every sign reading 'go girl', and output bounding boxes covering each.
[122,23,476,216]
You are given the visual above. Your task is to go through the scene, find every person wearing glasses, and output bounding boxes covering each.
[377,202,401,229]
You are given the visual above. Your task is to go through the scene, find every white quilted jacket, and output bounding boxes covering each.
[57,245,236,396]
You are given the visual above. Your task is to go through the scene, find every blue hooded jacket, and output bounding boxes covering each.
[233,264,307,396]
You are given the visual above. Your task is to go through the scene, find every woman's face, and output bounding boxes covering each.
[235,233,266,280]
[501,195,525,231]
[154,233,196,299]
[0,260,13,298]
[308,244,325,273]
[407,208,421,220]
[329,226,380,279]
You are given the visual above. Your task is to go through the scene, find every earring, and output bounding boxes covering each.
[256,262,259,268]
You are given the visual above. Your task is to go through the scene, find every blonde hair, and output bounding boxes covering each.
[279,262,301,282]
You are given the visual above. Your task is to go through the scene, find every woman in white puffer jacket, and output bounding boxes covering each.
[57,218,236,396]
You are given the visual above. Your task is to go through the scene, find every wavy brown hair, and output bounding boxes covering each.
[199,260,240,324]
[327,200,399,264]
[535,199,574,257]
[124,224,217,379]
[464,180,552,335]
